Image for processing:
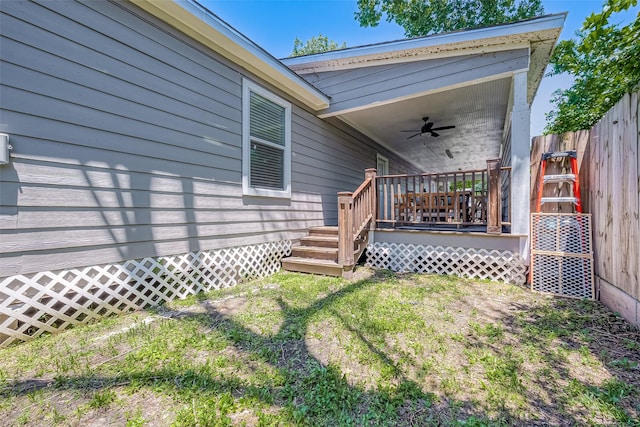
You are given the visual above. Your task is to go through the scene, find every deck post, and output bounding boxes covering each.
[510,71,531,236]
[337,192,354,268]
[365,168,377,228]
[486,159,502,234]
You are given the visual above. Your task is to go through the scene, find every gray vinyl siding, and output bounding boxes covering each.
[0,0,416,277]
[303,49,530,115]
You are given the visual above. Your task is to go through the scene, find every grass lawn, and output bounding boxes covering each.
[1,268,639,426]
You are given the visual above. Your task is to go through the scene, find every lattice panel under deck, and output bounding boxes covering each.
[0,241,291,347]
[530,213,594,299]
[365,242,527,284]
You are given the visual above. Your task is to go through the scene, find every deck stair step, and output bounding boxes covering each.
[282,226,345,277]
[308,226,338,236]
[291,245,338,261]
[281,257,344,276]
[299,235,339,248]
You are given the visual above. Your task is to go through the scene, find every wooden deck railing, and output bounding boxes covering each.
[376,160,510,234]
[338,169,376,272]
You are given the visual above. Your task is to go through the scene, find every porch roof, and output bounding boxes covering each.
[283,14,566,173]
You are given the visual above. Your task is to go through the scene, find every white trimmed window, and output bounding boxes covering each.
[242,79,291,198]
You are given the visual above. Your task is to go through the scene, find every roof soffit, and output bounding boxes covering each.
[306,48,530,118]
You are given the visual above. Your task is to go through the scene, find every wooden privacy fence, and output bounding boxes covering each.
[531,91,639,322]
[589,92,639,318]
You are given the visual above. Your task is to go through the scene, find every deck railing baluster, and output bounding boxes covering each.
[372,167,504,230]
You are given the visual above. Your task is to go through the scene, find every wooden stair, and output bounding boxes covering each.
[282,226,347,277]
[281,170,376,278]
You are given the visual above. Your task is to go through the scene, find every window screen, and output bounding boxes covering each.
[250,142,283,189]
[249,91,285,190]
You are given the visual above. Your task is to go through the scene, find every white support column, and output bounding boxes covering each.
[510,71,531,237]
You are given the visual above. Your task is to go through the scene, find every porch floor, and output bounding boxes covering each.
[371,227,526,254]
[393,224,487,232]
[379,224,511,234]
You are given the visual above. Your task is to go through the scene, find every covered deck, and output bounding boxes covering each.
[282,14,566,279]
[331,164,527,282]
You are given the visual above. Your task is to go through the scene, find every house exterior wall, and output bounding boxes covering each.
[300,49,530,116]
[0,0,416,278]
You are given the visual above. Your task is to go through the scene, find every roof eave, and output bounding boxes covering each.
[282,13,566,69]
[130,0,330,111]
[282,13,566,104]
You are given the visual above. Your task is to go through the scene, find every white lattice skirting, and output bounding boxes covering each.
[365,242,527,284]
[0,241,291,347]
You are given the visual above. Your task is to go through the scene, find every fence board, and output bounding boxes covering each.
[633,92,640,300]
[621,92,639,300]
[611,99,624,290]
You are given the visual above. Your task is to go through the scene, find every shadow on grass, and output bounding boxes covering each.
[2,270,639,426]
[461,293,640,425]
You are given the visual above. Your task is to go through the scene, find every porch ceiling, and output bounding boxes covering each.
[340,77,512,173]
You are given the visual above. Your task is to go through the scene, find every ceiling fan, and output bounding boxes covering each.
[402,117,455,139]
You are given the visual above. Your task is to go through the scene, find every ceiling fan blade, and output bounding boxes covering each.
[430,125,455,131]
[403,118,453,140]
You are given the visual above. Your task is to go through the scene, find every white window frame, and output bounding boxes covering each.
[242,79,292,198]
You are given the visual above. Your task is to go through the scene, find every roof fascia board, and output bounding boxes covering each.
[293,41,531,74]
[283,13,565,72]
[318,70,526,119]
[130,0,330,110]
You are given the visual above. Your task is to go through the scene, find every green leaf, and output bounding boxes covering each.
[545,1,640,133]
[355,0,544,37]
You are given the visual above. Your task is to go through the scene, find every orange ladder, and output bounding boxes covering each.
[535,150,582,213]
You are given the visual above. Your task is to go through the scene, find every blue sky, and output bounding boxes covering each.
[205,0,638,136]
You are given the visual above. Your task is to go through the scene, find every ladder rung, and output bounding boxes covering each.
[540,197,578,204]
[543,174,577,183]
[542,150,577,160]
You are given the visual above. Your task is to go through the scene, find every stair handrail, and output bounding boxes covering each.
[338,168,377,272]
